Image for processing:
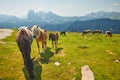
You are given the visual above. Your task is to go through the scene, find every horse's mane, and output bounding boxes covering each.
[32,25,43,38]
[32,25,40,31]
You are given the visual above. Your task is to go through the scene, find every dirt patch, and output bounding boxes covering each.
[0,29,13,40]
[57,50,65,56]
[105,50,115,54]
[0,41,7,44]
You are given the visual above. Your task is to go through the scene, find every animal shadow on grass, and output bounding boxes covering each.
[55,48,63,54]
[78,45,89,49]
[22,61,42,80]
[39,47,54,64]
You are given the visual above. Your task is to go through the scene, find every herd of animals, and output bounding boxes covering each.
[16,25,112,78]
[82,29,112,37]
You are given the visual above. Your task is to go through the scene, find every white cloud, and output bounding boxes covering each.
[112,3,120,7]
[108,8,113,11]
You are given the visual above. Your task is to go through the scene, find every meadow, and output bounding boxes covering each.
[0,29,120,80]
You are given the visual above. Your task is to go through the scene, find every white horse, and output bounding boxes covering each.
[32,25,47,53]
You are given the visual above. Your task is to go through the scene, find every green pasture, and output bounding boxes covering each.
[0,29,120,80]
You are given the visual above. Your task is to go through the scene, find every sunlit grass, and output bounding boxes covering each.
[0,30,120,80]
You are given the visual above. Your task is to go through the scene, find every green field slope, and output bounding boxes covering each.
[0,30,120,80]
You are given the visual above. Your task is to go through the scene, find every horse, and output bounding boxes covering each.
[92,30,102,34]
[49,32,59,49]
[16,27,34,79]
[82,30,91,36]
[32,25,47,53]
[60,31,66,36]
[18,26,31,31]
[106,31,112,37]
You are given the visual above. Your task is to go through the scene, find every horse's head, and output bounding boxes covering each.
[49,33,52,40]
[32,25,41,39]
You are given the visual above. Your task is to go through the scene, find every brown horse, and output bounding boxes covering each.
[49,32,59,49]
[106,31,112,37]
[16,27,34,78]
[32,25,47,53]
[92,30,102,34]
[82,30,91,36]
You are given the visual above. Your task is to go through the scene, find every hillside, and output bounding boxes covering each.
[66,18,120,33]
[0,10,120,33]
[0,30,120,80]
[83,11,120,20]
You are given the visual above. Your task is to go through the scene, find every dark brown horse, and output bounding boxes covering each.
[32,25,47,53]
[16,27,34,78]
[106,31,112,37]
[49,32,59,49]
[92,30,102,34]
[60,31,66,36]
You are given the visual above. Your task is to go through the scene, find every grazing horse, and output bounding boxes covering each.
[32,25,47,53]
[82,30,91,36]
[92,30,102,34]
[49,32,59,49]
[16,27,34,78]
[60,31,66,36]
[106,31,112,37]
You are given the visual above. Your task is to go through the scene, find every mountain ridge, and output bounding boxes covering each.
[0,10,120,33]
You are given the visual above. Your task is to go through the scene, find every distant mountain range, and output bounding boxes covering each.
[27,10,120,23]
[66,18,120,33]
[0,10,120,33]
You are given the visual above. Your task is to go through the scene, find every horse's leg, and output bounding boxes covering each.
[36,41,40,53]
[42,42,45,53]
[111,34,112,37]
[52,41,54,48]
[106,34,107,37]
[43,42,46,53]
[55,40,57,49]
[44,41,47,49]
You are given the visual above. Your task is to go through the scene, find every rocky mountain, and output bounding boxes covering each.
[0,10,120,33]
[27,9,81,24]
[27,10,120,23]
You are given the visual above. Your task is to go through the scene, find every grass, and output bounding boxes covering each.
[0,30,120,80]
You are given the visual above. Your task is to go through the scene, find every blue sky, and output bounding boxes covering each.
[0,0,120,17]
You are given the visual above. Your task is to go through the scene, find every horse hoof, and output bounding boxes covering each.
[30,75,34,79]
[42,51,45,53]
